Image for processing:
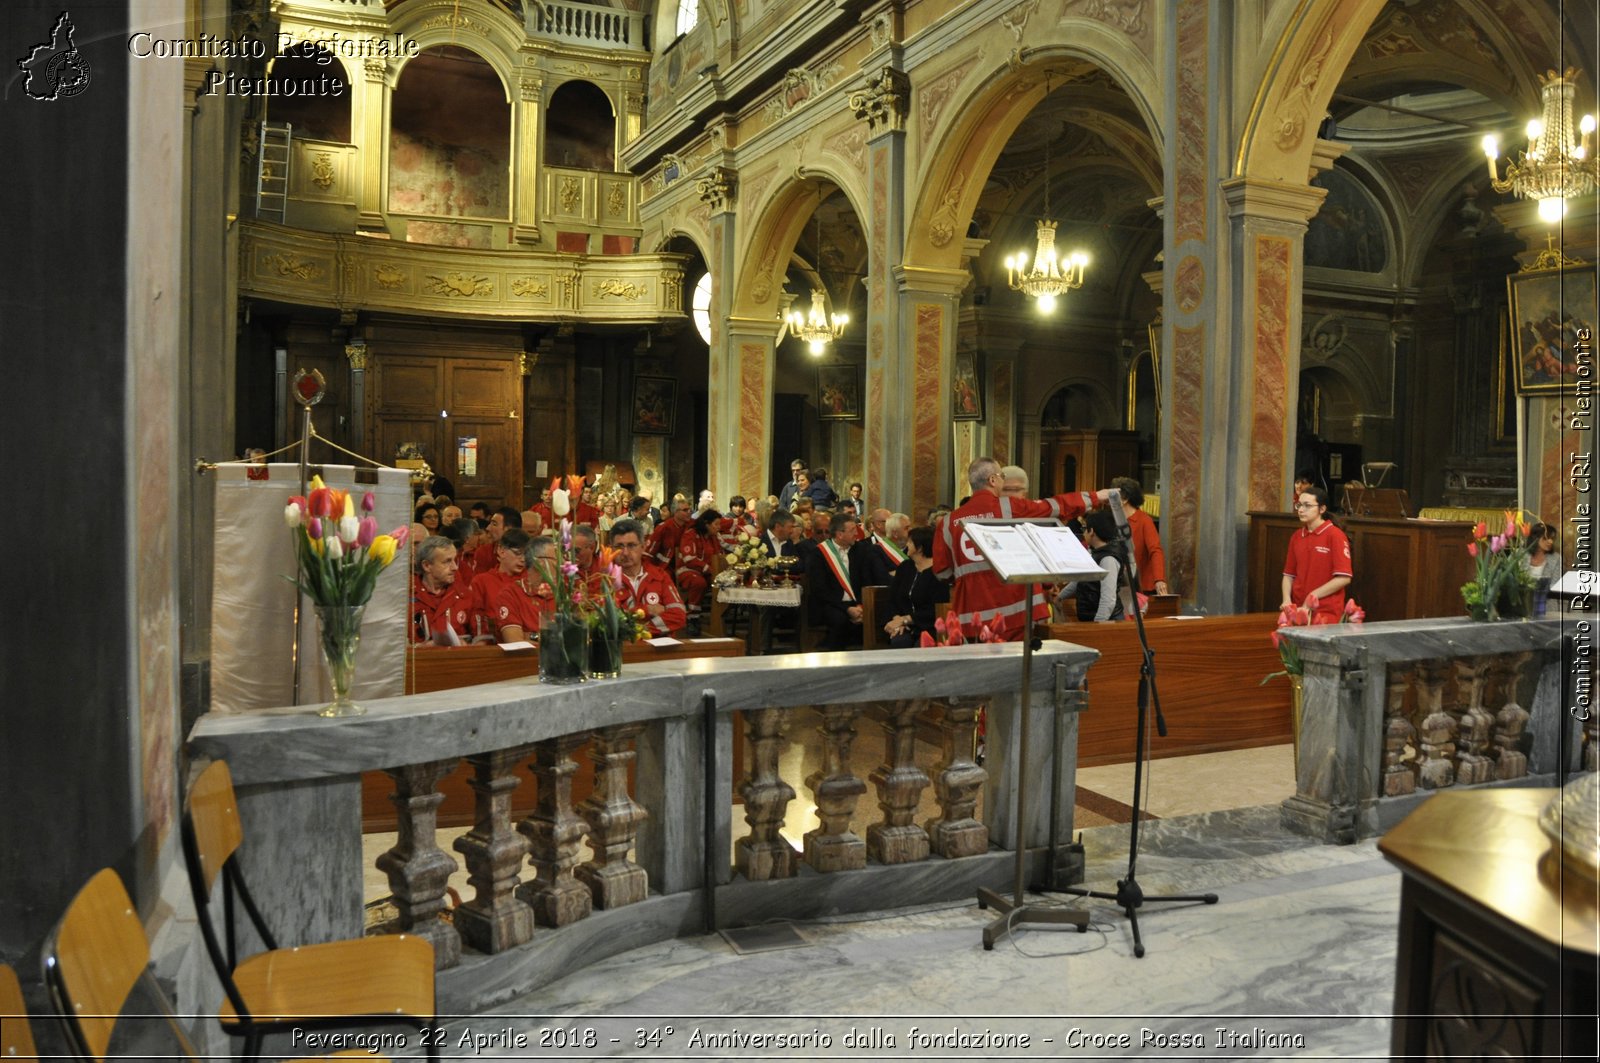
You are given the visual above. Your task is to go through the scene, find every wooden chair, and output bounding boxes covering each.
[859,585,890,649]
[1,963,38,1061]
[182,760,437,1061]
[43,869,384,1063]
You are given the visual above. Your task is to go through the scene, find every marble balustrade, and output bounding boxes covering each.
[1279,615,1589,843]
[187,642,1097,1011]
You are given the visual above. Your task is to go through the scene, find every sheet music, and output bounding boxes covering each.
[962,519,1105,583]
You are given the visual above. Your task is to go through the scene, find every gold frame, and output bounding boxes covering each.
[1507,263,1596,395]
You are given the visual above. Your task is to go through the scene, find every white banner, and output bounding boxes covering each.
[210,463,409,713]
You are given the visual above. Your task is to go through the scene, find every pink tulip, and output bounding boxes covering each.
[1473,521,1487,539]
[307,516,323,539]
[1467,541,1478,558]
[361,491,376,513]
[357,517,377,547]
[1271,631,1283,649]
[1490,535,1505,554]
[391,525,410,546]
[919,631,936,648]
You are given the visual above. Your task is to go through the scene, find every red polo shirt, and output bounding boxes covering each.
[1283,520,1352,620]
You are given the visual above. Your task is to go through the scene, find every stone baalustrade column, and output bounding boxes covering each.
[867,699,930,864]
[1414,659,1457,790]
[453,746,535,953]
[517,734,593,927]
[925,698,988,857]
[577,723,650,908]
[1489,652,1531,780]
[1453,658,1496,785]
[1381,667,1418,797]
[375,758,462,969]
[736,707,798,880]
[803,706,867,872]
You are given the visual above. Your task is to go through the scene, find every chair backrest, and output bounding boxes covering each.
[0,963,39,1061]
[44,869,154,1062]
[185,760,244,894]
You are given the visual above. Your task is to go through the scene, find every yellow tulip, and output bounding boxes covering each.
[343,491,356,520]
[310,474,326,491]
[369,534,398,567]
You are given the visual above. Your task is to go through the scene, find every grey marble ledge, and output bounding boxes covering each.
[1280,614,1570,664]
[189,641,1098,787]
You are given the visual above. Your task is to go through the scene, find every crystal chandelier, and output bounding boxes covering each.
[783,189,848,355]
[1004,79,1089,312]
[1482,67,1597,224]
[786,287,848,356]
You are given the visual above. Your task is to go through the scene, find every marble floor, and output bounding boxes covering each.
[363,746,1404,1059]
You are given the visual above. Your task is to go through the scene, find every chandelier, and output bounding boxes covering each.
[783,188,848,355]
[1483,67,1597,224]
[1004,78,1089,312]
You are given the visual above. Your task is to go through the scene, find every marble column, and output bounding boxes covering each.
[375,759,462,968]
[512,75,543,245]
[721,318,779,504]
[697,162,747,502]
[893,266,968,518]
[850,65,910,508]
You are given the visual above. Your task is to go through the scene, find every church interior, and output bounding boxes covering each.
[4,0,1596,1057]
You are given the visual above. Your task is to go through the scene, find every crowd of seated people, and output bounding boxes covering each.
[405,460,1168,653]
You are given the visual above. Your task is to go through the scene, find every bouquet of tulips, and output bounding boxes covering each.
[1461,511,1535,621]
[284,476,409,607]
[1262,594,1364,683]
[919,611,1006,648]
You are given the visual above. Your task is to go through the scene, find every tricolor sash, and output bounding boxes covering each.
[876,536,907,567]
[819,539,856,601]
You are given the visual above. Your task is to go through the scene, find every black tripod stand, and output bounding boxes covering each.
[1054,521,1218,957]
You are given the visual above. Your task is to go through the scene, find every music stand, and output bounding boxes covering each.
[958,518,1104,950]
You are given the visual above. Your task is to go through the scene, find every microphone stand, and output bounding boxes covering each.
[1052,506,1217,957]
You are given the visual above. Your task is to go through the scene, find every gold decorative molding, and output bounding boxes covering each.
[262,251,325,280]
[596,279,646,299]
[344,342,369,370]
[849,67,910,135]
[519,351,537,376]
[762,61,846,124]
[606,183,627,216]
[928,172,966,248]
[425,272,495,298]
[310,152,336,189]
[557,270,579,308]
[559,176,582,213]
[750,247,778,304]
[373,263,407,288]
[512,276,550,297]
[696,166,737,212]
[1274,24,1334,152]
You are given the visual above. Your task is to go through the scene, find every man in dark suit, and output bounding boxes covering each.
[850,507,906,632]
[809,511,864,650]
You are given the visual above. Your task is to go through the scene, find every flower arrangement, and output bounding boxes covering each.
[919,612,1006,648]
[1262,594,1364,684]
[283,476,409,607]
[1461,512,1535,621]
[724,528,773,570]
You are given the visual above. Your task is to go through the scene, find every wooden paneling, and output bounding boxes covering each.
[1048,613,1292,767]
[1040,429,1141,495]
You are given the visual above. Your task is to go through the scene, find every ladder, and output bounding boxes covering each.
[256,121,292,222]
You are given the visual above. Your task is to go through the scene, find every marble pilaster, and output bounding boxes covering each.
[352,58,390,230]
[698,163,742,501]
[512,76,543,245]
[893,267,968,517]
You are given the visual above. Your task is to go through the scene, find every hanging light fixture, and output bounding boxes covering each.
[783,187,849,356]
[1004,77,1089,313]
[1483,67,1597,224]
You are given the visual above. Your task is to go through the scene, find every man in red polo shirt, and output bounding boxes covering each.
[410,536,472,643]
[610,518,687,636]
[1281,486,1352,622]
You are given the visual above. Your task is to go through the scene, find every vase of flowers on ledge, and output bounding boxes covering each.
[1461,512,1535,622]
[285,477,408,717]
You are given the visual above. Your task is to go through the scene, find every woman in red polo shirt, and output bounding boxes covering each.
[1280,486,1352,622]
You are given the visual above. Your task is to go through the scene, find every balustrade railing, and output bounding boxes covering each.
[1280,615,1589,843]
[535,0,645,48]
[188,644,1096,1012]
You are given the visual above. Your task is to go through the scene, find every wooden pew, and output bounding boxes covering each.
[1047,612,1292,766]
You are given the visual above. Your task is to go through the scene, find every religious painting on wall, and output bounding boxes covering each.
[1305,168,1388,274]
[631,375,677,435]
[817,364,861,421]
[952,350,984,421]
[1509,265,1597,395]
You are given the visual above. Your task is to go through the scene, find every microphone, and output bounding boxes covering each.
[1106,488,1131,541]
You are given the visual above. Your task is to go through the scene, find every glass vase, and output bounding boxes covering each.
[589,622,623,679]
[313,604,366,717]
[539,611,590,684]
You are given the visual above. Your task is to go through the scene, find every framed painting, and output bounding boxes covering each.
[630,375,677,435]
[952,350,984,421]
[817,364,861,421]
[1508,265,1596,395]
